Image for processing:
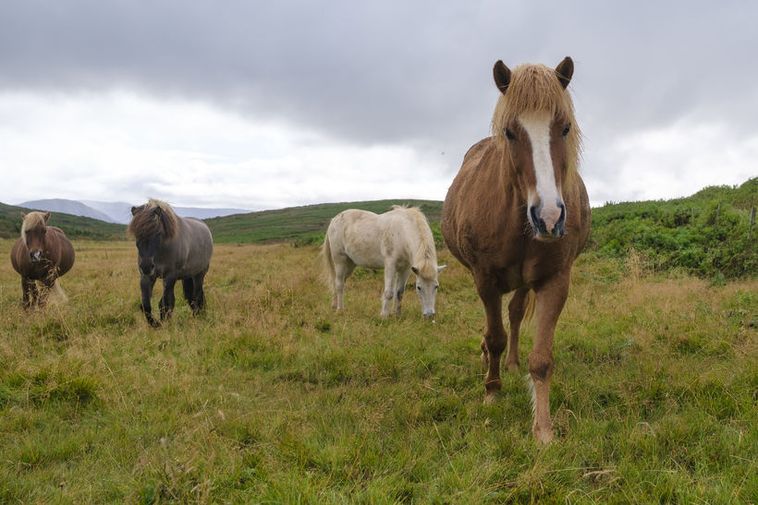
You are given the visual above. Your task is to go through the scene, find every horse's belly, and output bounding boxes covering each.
[345,247,385,269]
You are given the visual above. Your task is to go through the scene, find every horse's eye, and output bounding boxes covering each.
[434,285,439,290]
[562,124,571,137]
[416,285,421,291]
[505,128,517,141]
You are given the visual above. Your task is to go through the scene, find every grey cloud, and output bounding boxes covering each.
[1,1,756,177]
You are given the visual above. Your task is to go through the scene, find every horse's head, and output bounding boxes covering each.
[129,201,177,277]
[21,211,50,263]
[411,264,446,320]
[492,57,579,242]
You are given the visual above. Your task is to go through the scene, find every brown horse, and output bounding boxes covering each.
[10,211,75,308]
[441,57,590,443]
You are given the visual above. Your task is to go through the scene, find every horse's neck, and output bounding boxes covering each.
[405,219,435,266]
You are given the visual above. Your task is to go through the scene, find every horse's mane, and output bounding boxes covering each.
[392,205,438,278]
[491,63,582,173]
[21,212,48,242]
[128,199,179,240]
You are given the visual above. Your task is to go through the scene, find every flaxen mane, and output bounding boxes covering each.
[394,205,437,278]
[21,212,47,243]
[491,64,581,173]
[128,199,179,240]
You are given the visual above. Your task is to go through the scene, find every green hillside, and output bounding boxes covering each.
[0,202,126,241]
[590,177,756,278]
[3,177,754,278]
[206,179,756,278]
[206,199,443,245]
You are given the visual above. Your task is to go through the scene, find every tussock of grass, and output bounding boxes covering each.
[0,240,755,503]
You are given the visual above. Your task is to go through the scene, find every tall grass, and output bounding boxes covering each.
[0,240,755,503]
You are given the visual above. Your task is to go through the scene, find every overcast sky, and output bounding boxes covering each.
[0,1,756,210]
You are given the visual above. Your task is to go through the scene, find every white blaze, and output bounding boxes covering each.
[519,111,562,231]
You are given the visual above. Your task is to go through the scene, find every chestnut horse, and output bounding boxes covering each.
[441,57,590,443]
[10,211,75,308]
[128,200,213,327]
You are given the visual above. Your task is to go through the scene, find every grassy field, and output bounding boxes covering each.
[0,240,756,504]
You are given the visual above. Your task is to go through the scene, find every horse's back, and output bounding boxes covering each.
[48,227,75,276]
[181,218,214,272]
[326,209,385,268]
[10,238,27,275]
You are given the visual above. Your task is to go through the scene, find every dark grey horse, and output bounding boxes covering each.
[128,200,213,327]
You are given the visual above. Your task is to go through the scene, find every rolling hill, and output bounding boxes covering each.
[205,199,444,244]
[0,202,126,240]
[2,177,755,277]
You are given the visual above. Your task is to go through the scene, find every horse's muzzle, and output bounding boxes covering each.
[423,311,436,321]
[29,251,43,262]
[529,202,566,241]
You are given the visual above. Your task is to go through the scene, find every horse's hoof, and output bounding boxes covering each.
[483,392,497,405]
[506,362,520,373]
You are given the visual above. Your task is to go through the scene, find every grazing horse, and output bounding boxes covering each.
[441,57,590,443]
[323,206,446,319]
[10,211,75,308]
[128,200,213,327]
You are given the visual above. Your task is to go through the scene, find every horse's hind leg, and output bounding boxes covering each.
[476,277,506,404]
[190,271,207,314]
[505,287,530,373]
[160,277,177,321]
[182,277,194,304]
[333,259,353,311]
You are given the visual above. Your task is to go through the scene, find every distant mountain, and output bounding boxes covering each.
[19,199,118,223]
[82,200,250,224]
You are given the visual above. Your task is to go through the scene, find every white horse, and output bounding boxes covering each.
[323,206,446,319]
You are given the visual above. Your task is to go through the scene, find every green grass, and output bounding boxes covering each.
[0,241,755,503]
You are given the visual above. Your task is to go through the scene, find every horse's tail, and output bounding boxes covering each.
[321,234,335,290]
[50,279,69,304]
[524,289,536,324]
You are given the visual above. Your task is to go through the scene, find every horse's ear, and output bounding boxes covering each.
[437,264,447,273]
[493,60,511,94]
[153,206,162,216]
[411,266,419,275]
[555,56,573,89]
[43,211,51,222]
[130,206,140,216]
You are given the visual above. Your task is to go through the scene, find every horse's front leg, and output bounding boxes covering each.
[140,274,159,327]
[395,268,411,316]
[160,276,177,321]
[529,272,570,444]
[505,287,530,373]
[21,277,36,309]
[381,262,397,318]
[476,277,506,404]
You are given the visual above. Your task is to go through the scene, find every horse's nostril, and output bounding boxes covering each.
[529,205,547,234]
